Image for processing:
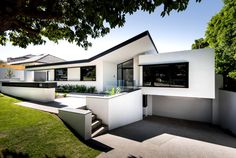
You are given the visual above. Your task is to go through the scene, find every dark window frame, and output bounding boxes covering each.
[80,66,96,81]
[54,68,68,81]
[142,62,189,88]
[117,59,134,86]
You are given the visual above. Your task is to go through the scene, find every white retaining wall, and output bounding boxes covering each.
[219,90,236,135]
[58,108,92,140]
[86,90,143,130]
[1,86,55,102]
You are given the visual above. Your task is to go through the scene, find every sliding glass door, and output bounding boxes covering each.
[117,59,134,87]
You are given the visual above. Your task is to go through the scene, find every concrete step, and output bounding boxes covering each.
[92,119,102,131]
[92,114,96,122]
[91,125,108,138]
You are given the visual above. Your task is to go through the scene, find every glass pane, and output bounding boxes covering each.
[143,62,188,88]
[143,66,152,86]
[153,65,169,87]
[122,60,133,68]
[170,63,188,87]
[55,68,67,81]
[81,66,96,81]
[117,59,134,87]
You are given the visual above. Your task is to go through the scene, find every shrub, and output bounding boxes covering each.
[87,86,97,93]
[56,85,97,93]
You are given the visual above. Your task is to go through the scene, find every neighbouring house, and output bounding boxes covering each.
[0,54,66,81]
[25,31,216,124]
[7,54,65,66]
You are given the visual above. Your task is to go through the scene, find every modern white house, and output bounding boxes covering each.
[24,31,215,124]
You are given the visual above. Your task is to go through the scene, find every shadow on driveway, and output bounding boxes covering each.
[109,116,236,149]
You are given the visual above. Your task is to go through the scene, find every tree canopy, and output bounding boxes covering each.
[0,0,200,49]
[191,38,209,49]
[205,0,236,79]
[192,0,236,80]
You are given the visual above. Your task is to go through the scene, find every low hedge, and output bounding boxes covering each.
[56,85,97,93]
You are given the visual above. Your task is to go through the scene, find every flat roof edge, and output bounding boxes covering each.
[26,30,158,69]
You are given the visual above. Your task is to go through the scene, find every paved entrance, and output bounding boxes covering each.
[15,96,86,114]
[94,116,236,158]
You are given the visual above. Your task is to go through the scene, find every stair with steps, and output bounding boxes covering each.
[90,113,108,138]
[80,106,108,138]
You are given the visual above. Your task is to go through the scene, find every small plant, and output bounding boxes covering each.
[109,87,116,96]
[63,93,67,97]
[5,69,14,79]
[106,86,121,96]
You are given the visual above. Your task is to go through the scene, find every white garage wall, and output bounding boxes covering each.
[152,95,212,122]
[139,48,215,99]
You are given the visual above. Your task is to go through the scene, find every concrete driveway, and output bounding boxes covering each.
[93,116,236,158]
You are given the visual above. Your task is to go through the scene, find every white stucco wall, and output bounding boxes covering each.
[139,48,215,99]
[68,67,80,81]
[219,90,236,135]
[58,108,92,140]
[212,74,223,124]
[152,95,212,122]
[103,61,117,90]
[56,62,104,91]
[48,69,54,81]
[108,90,143,130]
[1,86,55,102]
[86,90,143,130]
[25,71,34,81]
[133,56,140,86]
[86,97,109,125]
[27,61,105,92]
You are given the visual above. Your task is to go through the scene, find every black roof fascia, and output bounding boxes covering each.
[26,30,158,69]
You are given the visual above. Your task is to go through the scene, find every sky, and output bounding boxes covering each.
[0,0,224,61]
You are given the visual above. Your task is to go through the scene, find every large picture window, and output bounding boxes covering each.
[80,66,96,81]
[143,62,188,88]
[55,68,67,81]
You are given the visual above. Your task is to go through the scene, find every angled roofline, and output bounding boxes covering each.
[26,30,158,69]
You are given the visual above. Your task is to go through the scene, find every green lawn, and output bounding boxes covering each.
[0,93,100,158]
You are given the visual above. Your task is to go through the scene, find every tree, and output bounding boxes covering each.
[192,0,236,81]
[205,0,236,80]
[0,60,6,64]
[191,38,209,49]
[0,0,200,49]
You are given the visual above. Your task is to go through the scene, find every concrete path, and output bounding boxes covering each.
[15,96,86,114]
[94,116,236,158]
